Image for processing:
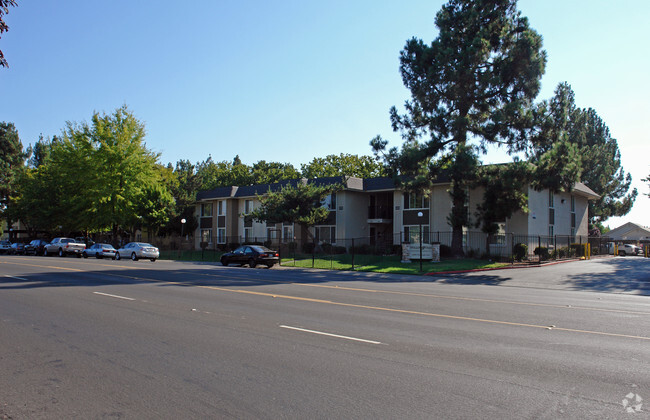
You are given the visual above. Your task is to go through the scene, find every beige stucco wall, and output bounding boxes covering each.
[526,188,549,236]
[393,190,404,242]
[431,184,452,231]
[337,190,369,241]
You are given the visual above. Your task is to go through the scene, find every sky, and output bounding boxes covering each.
[1,0,648,229]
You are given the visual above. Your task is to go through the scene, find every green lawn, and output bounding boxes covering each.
[160,250,509,274]
[280,254,508,274]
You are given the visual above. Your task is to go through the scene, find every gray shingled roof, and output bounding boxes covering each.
[573,182,600,199]
[196,186,236,201]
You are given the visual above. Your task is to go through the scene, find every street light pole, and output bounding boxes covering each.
[417,211,423,272]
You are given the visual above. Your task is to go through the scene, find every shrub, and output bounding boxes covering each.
[332,245,347,254]
[287,241,298,252]
[350,243,372,255]
[534,246,549,261]
[263,240,272,248]
[440,244,452,258]
[570,243,587,257]
[513,243,528,261]
[391,245,402,256]
[302,242,316,254]
[227,242,240,251]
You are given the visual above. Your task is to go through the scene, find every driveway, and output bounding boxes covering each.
[429,256,650,295]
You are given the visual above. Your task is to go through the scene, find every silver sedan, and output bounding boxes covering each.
[83,243,117,259]
[115,242,160,262]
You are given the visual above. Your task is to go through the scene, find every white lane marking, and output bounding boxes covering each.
[93,291,135,301]
[3,275,27,280]
[280,325,382,345]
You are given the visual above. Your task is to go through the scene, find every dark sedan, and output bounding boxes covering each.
[8,242,26,255]
[25,239,49,256]
[220,245,279,268]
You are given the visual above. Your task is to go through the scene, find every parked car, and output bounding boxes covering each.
[0,240,11,254]
[83,243,117,260]
[25,239,49,256]
[8,242,25,255]
[115,242,159,262]
[618,244,642,256]
[220,245,279,268]
[44,237,86,257]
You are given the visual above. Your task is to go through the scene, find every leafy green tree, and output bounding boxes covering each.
[17,105,173,237]
[0,121,26,227]
[130,178,175,241]
[197,156,252,189]
[372,0,546,255]
[249,181,339,243]
[82,105,169,237]
[527,83,583,193]
[475,162,531,235]
[0,0,17,68]
[26,134,59,168]
[159,159,203,237]
[196,156,299,189]
[301,154,386,179]
[251,160,300,185]
[529,83,636,224]
[574,108,636,224]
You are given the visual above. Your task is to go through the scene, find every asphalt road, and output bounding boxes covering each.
[0,255,648,419]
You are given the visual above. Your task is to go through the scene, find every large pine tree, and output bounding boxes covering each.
[372,0,546,255]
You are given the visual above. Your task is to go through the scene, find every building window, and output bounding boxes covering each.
[244,227,252,242]
[570,195,575,212]
[200,229,212,244]
[244,199,253,215]
[217,228,226,244]
[201,203,213,217]
[282,225,293,242]
[404,225,430,243]
[267,228,279,241]
[321,193,337,210]
[314,226,336,244]
[549,225,554,238]
[549,191,554,208]
[404,192,429,210]
[217,200,225,216]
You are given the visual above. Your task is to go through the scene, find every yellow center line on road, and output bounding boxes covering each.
[2,260,649,341]
[0,260,85,272]
[189,282,650,341]
[195,271,650,316]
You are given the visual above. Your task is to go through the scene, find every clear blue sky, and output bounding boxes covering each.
[1,0,648,229]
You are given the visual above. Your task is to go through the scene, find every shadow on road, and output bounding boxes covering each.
[561,257,650,294]
[0,255,647,295]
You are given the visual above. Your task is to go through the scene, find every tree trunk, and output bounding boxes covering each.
[449,182,466,257]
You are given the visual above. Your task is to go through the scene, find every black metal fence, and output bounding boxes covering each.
[157,232,646,266]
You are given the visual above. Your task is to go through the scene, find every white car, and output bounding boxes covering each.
[115,242,159,262]
[618,244,642,256]
[83,243,117,259]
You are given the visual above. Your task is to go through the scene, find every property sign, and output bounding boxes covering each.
[401,243,440,262]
